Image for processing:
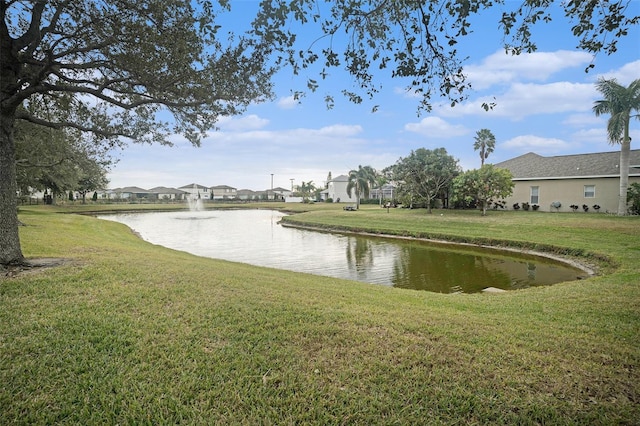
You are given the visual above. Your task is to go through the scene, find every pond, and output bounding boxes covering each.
[98,209,585,294]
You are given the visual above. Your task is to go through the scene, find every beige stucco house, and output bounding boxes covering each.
[495,149,640,213]
[148,186,187,200]
[210,185,237,200]
[178,183,209,200]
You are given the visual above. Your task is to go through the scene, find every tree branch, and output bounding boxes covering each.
[15,109,131,138]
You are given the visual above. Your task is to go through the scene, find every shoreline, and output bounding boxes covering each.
[279,220,599,278]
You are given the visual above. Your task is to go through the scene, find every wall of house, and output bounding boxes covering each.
[212,188,237,199]
[504,176,640,213]
[327,180,353,203]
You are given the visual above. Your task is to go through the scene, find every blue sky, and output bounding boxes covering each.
[107,2,640,192]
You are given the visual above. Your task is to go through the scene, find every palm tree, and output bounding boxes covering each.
[473,129,496,166]
[593,78,640,216]
[299,180,316,200]
[346,165,376,209]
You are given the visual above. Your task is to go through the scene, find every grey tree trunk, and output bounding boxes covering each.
[0,111,25,265]
[618,136,631,216]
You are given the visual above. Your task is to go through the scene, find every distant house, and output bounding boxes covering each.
[210,185,237,200]
[272,187,292,199]
[94,189,116,200]
[370,183,396,201]
[237,189,259,201]
[115,186,153,200]
[178,183,209,200]
[495,149,640,213]
[322,174,353,202]
[148,187,187,200]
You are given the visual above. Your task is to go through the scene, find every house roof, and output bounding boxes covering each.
[329,175,349,182]
[178,183,209,190]
[148,187,186,194]
[495,150,640,180]
[210,185,236,190]
[118,186,151,194]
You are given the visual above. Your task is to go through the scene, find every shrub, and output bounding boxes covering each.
[628,183,640,214]
[570,204,579,212]
[532,204,540,211]
[582,204,589,212]
[513,202,520,210]
[522,202,530,211]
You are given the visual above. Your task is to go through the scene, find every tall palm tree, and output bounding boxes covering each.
[473,128,496,166]
[593,78,640,216]
[346,165,376,209]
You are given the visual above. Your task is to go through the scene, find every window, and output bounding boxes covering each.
[530,186,539,204]
[584,185,595,198]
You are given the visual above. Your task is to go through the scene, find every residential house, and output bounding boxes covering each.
[370,183,397,201]
[322,174,353,203]
[272,187,292,199]
[95,189,118,200]
[115,186,153,200]
[178,183,209,200]
[148,187,187,200]
[237,189,259,201]
[210,185,237,200]
[494,149,640,213]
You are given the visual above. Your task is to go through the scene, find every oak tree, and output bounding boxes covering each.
[1,0,274,264]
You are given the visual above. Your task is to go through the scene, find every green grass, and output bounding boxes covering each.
[2,203,639,424]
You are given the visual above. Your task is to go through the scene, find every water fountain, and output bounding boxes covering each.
[186,184,204,212]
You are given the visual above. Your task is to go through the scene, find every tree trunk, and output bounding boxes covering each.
[618,135,631,216]
[0,111,25,265]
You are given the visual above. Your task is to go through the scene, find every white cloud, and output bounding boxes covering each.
[404,117,469,138]
[596,60,640,85]
[465,49,593,89]
[277,95,299,109]
[439,81,596,120]
[316,124,363,137]
[502,135,573,154]
[562,113,601,127]
[215,114,270,131]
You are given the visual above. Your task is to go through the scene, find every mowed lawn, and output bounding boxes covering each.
[1,204,638,424]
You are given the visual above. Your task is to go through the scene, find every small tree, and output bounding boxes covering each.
[390,148,460,213]
[453,165,514,216]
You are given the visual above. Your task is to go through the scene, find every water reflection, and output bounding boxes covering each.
[98,209,584,294]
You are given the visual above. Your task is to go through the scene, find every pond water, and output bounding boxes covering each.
[98,209,584,294]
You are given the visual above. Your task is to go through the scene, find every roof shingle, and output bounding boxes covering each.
[495,150,640,179]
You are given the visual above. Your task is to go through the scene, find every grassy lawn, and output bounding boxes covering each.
[1,203,638,424]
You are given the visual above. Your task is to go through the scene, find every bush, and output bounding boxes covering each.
[628,183,640,214]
